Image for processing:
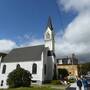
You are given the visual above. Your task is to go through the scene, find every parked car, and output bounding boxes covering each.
[86,78,90,86]
[85,75,90,87]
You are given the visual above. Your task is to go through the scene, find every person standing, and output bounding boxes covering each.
[82,77,88,90]
[77,77,82,90]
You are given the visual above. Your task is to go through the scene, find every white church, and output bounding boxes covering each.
[0,17,56,88]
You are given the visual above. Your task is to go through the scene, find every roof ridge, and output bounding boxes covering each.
[13,44,44,50]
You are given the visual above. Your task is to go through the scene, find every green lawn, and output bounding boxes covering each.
[0,85,67,90]
[0,87,58,90]
[5,87,54,90]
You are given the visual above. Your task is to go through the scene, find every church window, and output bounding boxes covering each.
[0,80,3,86]
[47,50,52,56]
[32,63,37,74]
[44,64,46,75]
[2,65,6,74]
[16,64,20,68]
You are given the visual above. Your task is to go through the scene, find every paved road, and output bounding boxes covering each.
[66,82,90,90]
[66,87,90,90]
[66,87,76,90]
[86,86,90,90]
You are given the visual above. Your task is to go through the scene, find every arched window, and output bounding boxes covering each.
[16,64,20,68]
[32,63,37,74]
[2,65,6,74]
[47,50,52,56]
[0,80,3,86]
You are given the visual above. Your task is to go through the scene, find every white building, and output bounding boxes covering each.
[0,17,56,88]
[57,54,78,65]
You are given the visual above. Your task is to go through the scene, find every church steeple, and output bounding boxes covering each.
[44,17,55,52]
[47,16,53,30]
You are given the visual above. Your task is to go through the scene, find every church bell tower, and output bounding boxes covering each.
[44,17,55,52]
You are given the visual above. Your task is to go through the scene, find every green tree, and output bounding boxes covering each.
[79,62,90,75]
[7,66,32,88]
[58,68,69,80]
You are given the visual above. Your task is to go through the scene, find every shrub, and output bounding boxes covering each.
[7,66,32,88]
[68,78,76,83]
[58,68,69,79]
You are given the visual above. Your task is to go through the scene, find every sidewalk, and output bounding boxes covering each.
[66,87,76,90]
[66,82,85,90]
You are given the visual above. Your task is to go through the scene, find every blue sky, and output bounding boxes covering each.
[0,0,76,43]
[0,0,90,63]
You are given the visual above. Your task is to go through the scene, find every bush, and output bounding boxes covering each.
[68,78,76,83]
[7,66,32,88]
[58,68,69,79]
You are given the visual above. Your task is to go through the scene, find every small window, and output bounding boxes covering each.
[32,63,37,74]
[44,64,46,75]
[1,80,3,86]
[2,65,6,74]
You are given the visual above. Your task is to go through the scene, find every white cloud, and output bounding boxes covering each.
[63,12,90,44]
[20,38,44,47]
[0,39,17,53]
[56,0,90,62]
[17,34,44,47]
[58,0,90,12]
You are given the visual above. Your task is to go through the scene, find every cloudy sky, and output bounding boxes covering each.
[0,0,90,63]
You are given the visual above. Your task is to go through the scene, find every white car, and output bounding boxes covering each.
[85,75,90,87]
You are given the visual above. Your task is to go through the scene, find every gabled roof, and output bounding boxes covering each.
[2,45,45,62]
[47,16,53,30]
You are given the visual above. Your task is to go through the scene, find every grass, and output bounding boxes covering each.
[0,85,68,90]
[0,86,58,90]
[0,87,55,90]
[0,80,69,90]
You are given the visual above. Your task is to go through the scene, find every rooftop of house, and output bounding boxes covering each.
[2,45,46,62]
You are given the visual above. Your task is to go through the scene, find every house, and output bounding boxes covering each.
[0,17,56,88]
[57,54,78,65]
[57,54,79,78]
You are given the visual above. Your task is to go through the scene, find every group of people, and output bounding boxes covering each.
[77,77,88,90]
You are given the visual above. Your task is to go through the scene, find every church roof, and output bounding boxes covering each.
[2,45,45,62]
[47,16,53,30]
[0,53,7,57]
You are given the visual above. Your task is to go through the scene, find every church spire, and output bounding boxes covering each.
[45,17,55,51]
[47,16,53,30]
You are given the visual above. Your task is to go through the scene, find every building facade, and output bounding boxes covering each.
[0,17,55,88]
[57,54,79,78]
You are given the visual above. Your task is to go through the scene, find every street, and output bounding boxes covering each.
[86,86,90,90]
[66,82,90,90]
[66,87,90,90]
